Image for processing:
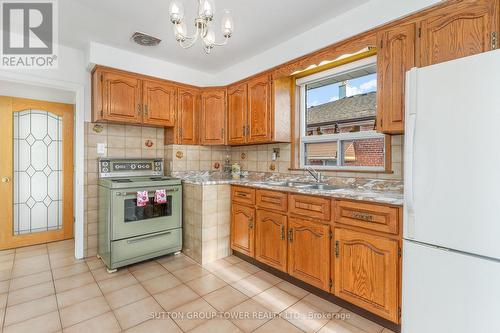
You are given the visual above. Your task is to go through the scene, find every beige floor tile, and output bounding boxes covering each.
[0,260,13,271]
[105,283,149,309]
[203,285,248,311]
[140,273,182,294]
[276,281,310,299]
[172,264,210,282]
[234,261,261,275]
[91,267,129,281]
[381,329,396,333]
[59,296,110,328]
[12,255,50,277]
[9,270,52,291]
[189,318,242,333]
[212,265,252,284]
[0,268,12,282]
[49,255,82,269]
[228,299,274,332]
[253,271,283,286]
[3,310,61,333]
[186,273,227,296]
[98,272,137,294]
[171,297,216,332]
[113,296,163,329]
[253,287,299,313]
[54,271,94,293]
[52,262,88,279]
[85,258,105,271]
[224,256,243,265]
[0,254,14,263]
[4,295,58,326]
[254,317,304,333]
[0,249,15,256]
[0,306,4,328]
[127,260,160,272]
[125,317,182,333]
[64,311,121,333]
[130,263,169,282]
[318,319,367,333]
[339,310,383,333]
[231,274,274,297]
[303,294,342,314]
[153,284,199,311]
[7,281,54,306]
[56,282,102,308]
[282,300,329,332]
[202,258,234,273]
[158,254,196,272]
[0,280,9,293]
[0,292,7,308]
[14,247,47,259]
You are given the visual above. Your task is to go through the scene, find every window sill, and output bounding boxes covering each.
[288,168,394,174]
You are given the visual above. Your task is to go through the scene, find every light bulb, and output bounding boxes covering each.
[221,10,233,38]
[169,1,184,24]
[204,28,215,47]
[200,0,214,20]
[173,22,187,41]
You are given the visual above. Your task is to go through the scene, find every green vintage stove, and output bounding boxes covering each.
[97,158,182,273]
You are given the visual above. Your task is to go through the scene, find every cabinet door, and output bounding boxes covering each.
[419,1,498,67]
[288,217,330,291]
[227,83,248,145]
[102,71,142,123]
[376,23,415,134]
[200,89,226,145]
[247,75,272,144]
[177,88,199,145]
[255,209,287,272]
[231,203,255,257]
[334,228,399,323]
[142,80,176,127]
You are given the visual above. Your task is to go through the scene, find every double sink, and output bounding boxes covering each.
[255,181,339,191]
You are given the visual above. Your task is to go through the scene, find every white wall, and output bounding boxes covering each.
[212,0,441,85]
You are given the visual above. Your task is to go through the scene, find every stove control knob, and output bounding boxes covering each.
[102,167,109,172]
[102,162,109,167]
[131,165,136,170]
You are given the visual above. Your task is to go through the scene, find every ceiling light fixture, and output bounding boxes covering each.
[168,0,233,54]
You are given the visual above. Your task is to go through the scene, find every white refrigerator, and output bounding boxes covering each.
[402,50,500,333]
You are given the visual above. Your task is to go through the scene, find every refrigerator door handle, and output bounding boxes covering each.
[404,69,418,238]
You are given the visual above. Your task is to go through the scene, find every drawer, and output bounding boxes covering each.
[111,228,182,264]
[334,200,399,235]
[289,194,331,221]
[232,186,256,205]
[256,189,287,212]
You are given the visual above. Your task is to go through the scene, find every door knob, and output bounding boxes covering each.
[1,177,10,183]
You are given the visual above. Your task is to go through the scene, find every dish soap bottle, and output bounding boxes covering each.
[231,162,241,180]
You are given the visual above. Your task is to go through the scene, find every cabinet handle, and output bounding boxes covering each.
[280,225,285,240]
[179,127,183,139]
[144,105,148,117]
[137,104,142,116]
[236,192,247,197]
[221,128,225,139]
[335,240,339,258]
[288,228,293,242]
[242,125,246,136]
[248,217,254,229]
[351,212,374,222]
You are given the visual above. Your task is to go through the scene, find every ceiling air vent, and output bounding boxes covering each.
[131,32,162,46]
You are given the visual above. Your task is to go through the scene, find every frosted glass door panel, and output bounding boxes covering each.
[13,110,63,235]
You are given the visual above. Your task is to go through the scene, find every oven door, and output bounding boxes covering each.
[111,185,182,240]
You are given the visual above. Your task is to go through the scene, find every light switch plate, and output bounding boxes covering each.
[97,143,107,155]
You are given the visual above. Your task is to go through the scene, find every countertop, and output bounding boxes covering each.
[173,171,404,206]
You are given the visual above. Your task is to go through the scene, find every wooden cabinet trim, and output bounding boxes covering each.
[231,186,256,206]
[334,200,399,235]
[231,203,255,256]
[289,194,331,221]
[255,209,288,272]
[256,189,288,212]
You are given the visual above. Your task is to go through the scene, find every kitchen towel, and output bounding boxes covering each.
[155,189,167,204]
[137,191,149,207]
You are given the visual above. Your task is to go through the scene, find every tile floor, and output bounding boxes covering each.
[0,240,396,333]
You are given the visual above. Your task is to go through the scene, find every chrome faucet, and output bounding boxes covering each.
[306,166,322,182]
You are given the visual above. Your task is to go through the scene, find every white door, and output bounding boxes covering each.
[404,50,500,259]
[402,240,500,333]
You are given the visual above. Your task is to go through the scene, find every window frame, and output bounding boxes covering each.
[297,55,387,171]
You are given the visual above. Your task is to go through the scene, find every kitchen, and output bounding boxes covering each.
[0,0,499,332]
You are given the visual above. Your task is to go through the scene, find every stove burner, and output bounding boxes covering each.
[112,179,133,183]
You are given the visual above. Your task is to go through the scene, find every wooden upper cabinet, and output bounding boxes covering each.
[96,70,142,123]
[376,23,415,134]
[247,75,272,144]
[288,217,330,291]
[334,227,399,323]
[200,89,226,145]
[142,80,176,127]
[418,0,498,67]
[177,88,199,145]
[227,84,247,145]
[255,209,287,272]
[231,203,255,257]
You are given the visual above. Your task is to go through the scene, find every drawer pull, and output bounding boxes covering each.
[335,240,340,258]
[352,212,374,221]
[116,188,179,196]
[288,228,293,242]
[126,231,172,244]
[236,192,248,197]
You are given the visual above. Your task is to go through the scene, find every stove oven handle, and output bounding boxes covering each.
[126,231,172,244]
[115,188,179,196]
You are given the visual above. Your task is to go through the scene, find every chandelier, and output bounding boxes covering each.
[168,0,234,54]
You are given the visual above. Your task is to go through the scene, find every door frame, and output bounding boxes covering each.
[0,71,85,259]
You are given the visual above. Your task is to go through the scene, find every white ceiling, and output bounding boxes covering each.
[60,0,369,73]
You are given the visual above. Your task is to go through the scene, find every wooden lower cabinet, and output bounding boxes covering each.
[231,203,255,257]
[288,217,331,291]
[255,209,287,272]
[333,227,400,323]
